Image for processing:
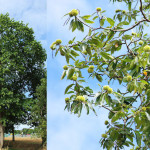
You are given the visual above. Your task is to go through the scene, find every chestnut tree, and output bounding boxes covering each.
[0,13,46,147]
[51,0,150,149]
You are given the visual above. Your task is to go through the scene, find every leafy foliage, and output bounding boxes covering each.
[0,13,46,143]
[29,78,47,146]
[51,0,150,149]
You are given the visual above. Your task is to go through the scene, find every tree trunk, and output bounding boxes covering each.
[12,125,15,141]
[0,123,4,149]
[42,137,46,146]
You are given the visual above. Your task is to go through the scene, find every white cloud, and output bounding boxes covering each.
[0,0,46,41]
[0,0,31,14]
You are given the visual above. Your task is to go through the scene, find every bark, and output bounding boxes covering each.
[42,137,46,146]
[0,123,4,149]
[12,125,15,141]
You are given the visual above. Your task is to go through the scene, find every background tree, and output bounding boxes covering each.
[51,0,150,149]
[0,13,46,148]
[29,77,47,146]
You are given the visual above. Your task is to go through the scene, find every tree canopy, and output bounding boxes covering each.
[51,0,150,149]
[0,12,46,145]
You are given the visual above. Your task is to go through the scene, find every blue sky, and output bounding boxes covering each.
[48,0,131,150]
[0,0,134,150]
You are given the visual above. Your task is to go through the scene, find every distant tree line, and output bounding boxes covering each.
[14,128,35,135]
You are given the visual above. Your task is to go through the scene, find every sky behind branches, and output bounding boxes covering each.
[48,1,127,150]
[0,0,133,150]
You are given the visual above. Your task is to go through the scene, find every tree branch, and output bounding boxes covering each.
[101,105,116,113]
[140,0,150,22]
[93,19,147,32]
[124,40,135,56]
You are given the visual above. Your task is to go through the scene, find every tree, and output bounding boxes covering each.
[22,128,34,135]
[4,94,31,141]
[0,13,46,148]
[51,0,150,149]
[29,77,47,146]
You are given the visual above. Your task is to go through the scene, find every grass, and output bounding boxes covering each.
[3,137,46,150]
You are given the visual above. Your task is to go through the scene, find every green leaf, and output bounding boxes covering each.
[69,19,77,32]
[105,94,112,106]
[55,48,59,56]
[65,55,70,63]
[99,93,105,105]
[86,46,92,56]
[122,35,132,40]
[69,19,74,30]
[66,91,74,94]
[100,19,105,26]
[64,103,70,111]
[93,16,98,20]
[64,84,74,94]
[88,28,92,36]
[91,107,97,116]
[71,50,79,57]
[110,129,119,141]
[67,68,75,79]
[61,70,66,80]
[107,18,115,26]
[128,2,131,11]
[85,104,89,115]
[107,31,115,42]
[59,47,66,56]
[78,103,83,117]
[90,38,102,47]
[117,21,129,26]
[126,141,134,146]
[84,19,94,24]
[88,101,97,115]
[108,111,115,119]
[135,131,141,146]
[140,80,148,85]
[100,52,114,60]
[128,16,131,23]
[111,111,122,123]
[95,74,103,82]
[126,134,133,143]
[82,15,91,19]
[76,21,84,32]
[62,13,69,18]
